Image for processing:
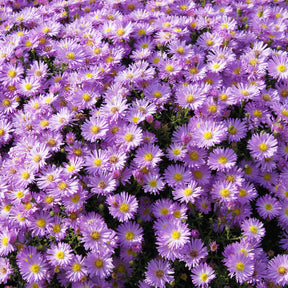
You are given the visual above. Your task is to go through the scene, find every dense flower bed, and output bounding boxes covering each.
[0,0,288,287]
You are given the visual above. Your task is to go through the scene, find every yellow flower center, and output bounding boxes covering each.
[90,125,100,134]
[45,196,54,203]
[70,194,80,203]
[94,259,103,269]
[94,159,102,166]
[171,230,181,239]
[90,231,101,240]
[173,148,180,155]
[21,172,30,180]
[16,191,24,198]
[194,170,203,179]
[160,208,169,215]
[220,189,230,197]
[239,189,247,197]
[56,251,65,259]
[53,224,61,233]
[235,262,245,271]
[184,188,192,196]
[185,95,195,103]
[264,203,272,210]
[153,91,162,98]
[278,266,287,275]
[203,132,212,140]
[282,109,288,117]
[206,39,214,46]
[33,155,41,163]
[116,28,125,36]
[263,173,271,181]
[144,153,153,161]
[249,225,258,234]
[173,173,183,181]
[36,218,46,228]
[8,70,16,78]
[2,237,9,246]
[189,151,198,160]
[219,93,228,101]
[125,231,134,240]
[30,264,40,273]
[258,143,268,152]
[218,156,228,164]
[278,64,286,73]
[24,83,32,90]
[165,65,174,72]
[149,180,157,187]
[200,273,208,281]
[58,181,67,191]
[72,263,81,272]
[66,52,75,60]
[119,203,129,213]
[124,133,134,142]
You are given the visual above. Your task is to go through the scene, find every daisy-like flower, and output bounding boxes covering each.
[175,83,207,110]
[267,254,288,286]
[117,221,143,248]
[207,147,237,171]
[0,117,14,146]
[30,211,53,237]
[193,120,226,148]
[17,246,50,283]
[256,195,281,220]
[143,81,171,106]
[211,180,238,205]
[143,172,165,195]
[106,192,139,222]
[247,132,278,161]
[65,255,87,283]
[157,217,191,250]
[225,252,254,284]
[172,181,203,204]
[85,251,114,279]
[116,124,143,152]
[88,172,117,196]
[0,257,12,284]
[268,53,288,80]
[46,242,73,269]
[166,143,186,162]
[144,258,174,288]
[18,77,41,96]
[81,116,109,142]
[163,164,191,188]
[133,143,163,169]
[0,228,17,256]
[241,218,265,243]
[180,238,208,269]
[225,118,248,143]
[191,262,216,288]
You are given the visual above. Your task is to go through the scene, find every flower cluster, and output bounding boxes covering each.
[0,0,288,287]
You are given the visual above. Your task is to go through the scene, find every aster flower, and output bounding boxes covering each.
[225,118,248,143]
[17,246,50,283]
[157,217,191,250]
[193,120,226,148]
[66,255,87,283]
[268,53,288,80]
[133,144,163,169]
[143,81,171,106]
[247,132,278,161]
[241,218,265,243]
[191,262,216,288]
[267,254,288,286]
[172,181,203,204]
[117,221,143,249]
[180,238,208,269]
[116,124,143,152]
[256,195,281,220]
[85,251,114,279]
[46,242,73,269]
[0,257,12,284]
[143,172,165,195]
[144,258,174,288]
[225,252,254,284]
[164,164,191,188]
[106,192,138,222]
[208,147,237,171]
